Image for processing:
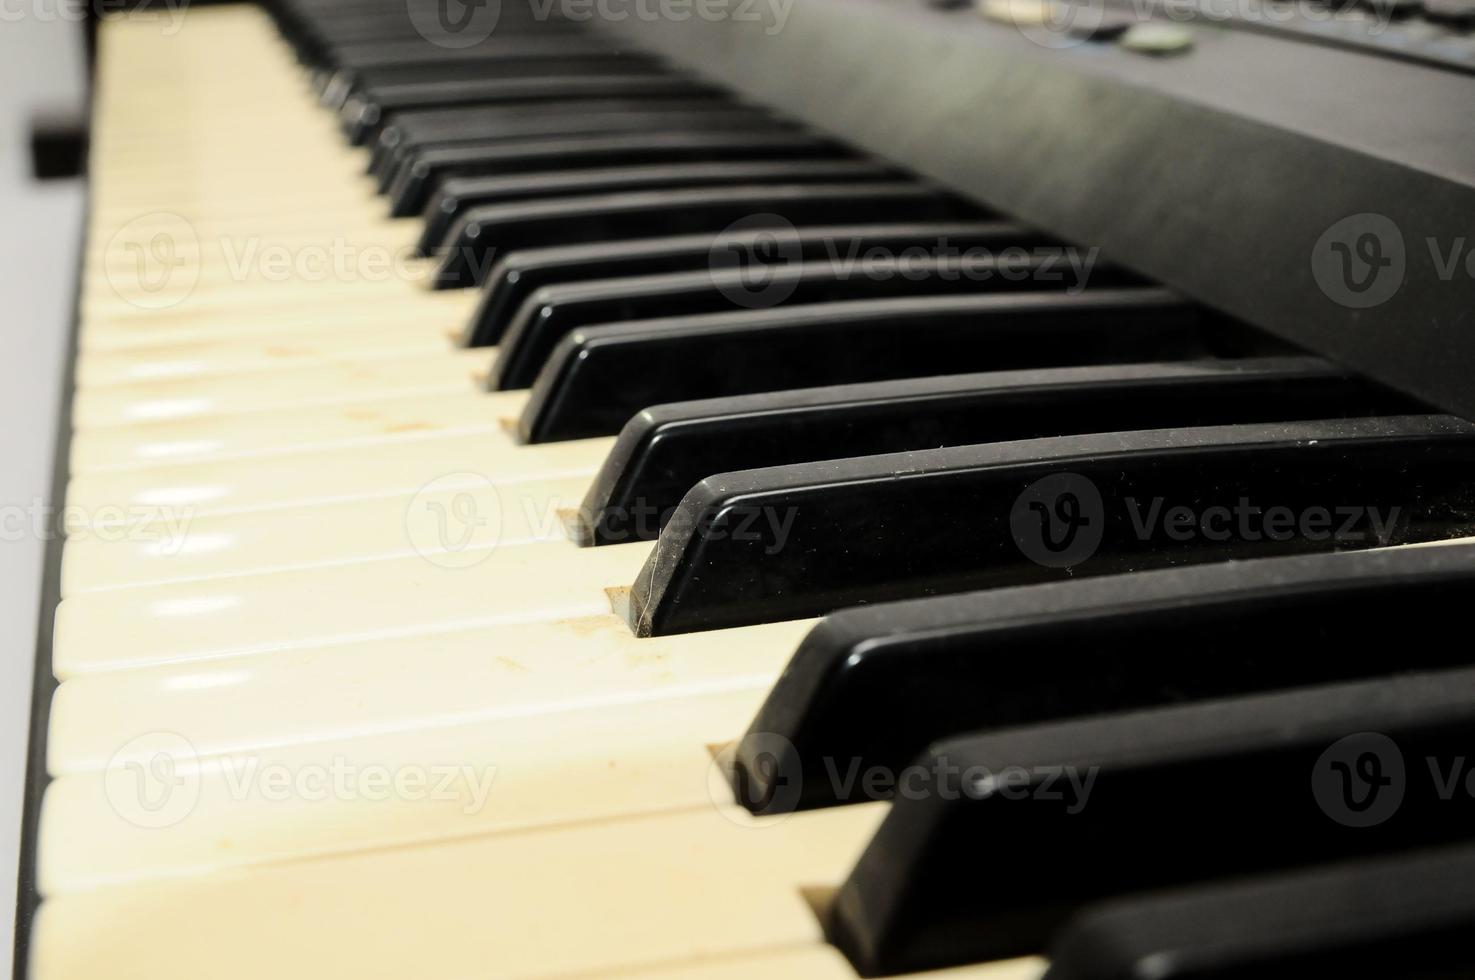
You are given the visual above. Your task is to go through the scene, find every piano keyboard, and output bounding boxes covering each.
[28,2,1475,977]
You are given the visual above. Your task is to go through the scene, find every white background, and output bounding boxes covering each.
[0,11,87,976]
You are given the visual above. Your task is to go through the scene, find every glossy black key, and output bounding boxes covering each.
[415,136,855,252]
[464,221,1040,345]
[417,157,877,256]
[403,130,852,227]
[356,53,654,86]
[1047,845,1475,980]
[342,74,720,144]
[380,103,773,191]
[578,357,1417,547]
[519,289,1244,442]
[625,414,1475,636]
[829,667,1475,974]
[432,181,970,289]
[389,120,813,214]
[731,539,1475,814]
[320,39,619,104]
[369,97,747,181]
[491,250,1136,390]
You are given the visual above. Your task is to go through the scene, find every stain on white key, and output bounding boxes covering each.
[79,288,475,349]
[69,390,518,472]
[75,324,450,387]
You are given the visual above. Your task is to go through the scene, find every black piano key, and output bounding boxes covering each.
[490,250,1142,391]
[416,156,872,254]
[325,35,615,73]
[341,55,662,100]
[731,541,1475,814]
[431,181,970,289]
[320,38,621,103]
[342,74,720,145]
[403,131,854,229]
[625,414,1475,636]
[370,98,747,183]
[380,103,775,191]
[390,123,825,216]
[579,357,1418,547]
[829,668,1475,974]
[407,154,869,240]
[1046,845,1475,980]
[464,221,1040,345]
[518,289,1242,442]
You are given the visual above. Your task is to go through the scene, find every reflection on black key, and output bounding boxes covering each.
[385,105,780,194]
[489,252,1143,390]
[342,56,663,111]
[579,357,1416,546]
[625,414,1475,636]
[1047,844,1475,980]
[371,98,744,181]
[418,157,886,256]
[343,75,720,144]
[431,181,970,289]
[463,221,1038,345]
[519,289,1234,442]
[732,541,1475,813]
[830,667,1475,974]
[389,122,819,216]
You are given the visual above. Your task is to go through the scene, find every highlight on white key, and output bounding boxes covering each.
[103,730,501,830]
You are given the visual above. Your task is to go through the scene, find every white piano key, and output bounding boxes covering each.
[74,326,450,387]
[71,347,492,426]
[69,390,518,472]
[63,425,606,523]
[609,949,1042,980]
[58,474,591,594]
[48,614,811,773]
[77,284,475,350]
[52,541,654,676]
[31,801,891,980]
[40,688,762,893]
